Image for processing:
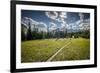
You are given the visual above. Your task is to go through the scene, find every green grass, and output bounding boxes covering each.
[21,38,90,63]
[52,38,90,61]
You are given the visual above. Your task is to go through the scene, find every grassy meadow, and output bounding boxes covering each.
[21,38,90,63]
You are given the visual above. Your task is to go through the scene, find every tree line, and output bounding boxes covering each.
[21,23,90,41]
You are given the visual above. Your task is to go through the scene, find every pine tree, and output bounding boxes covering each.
[27,21,33,40]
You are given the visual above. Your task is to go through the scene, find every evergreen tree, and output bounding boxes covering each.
[27,21,33,40]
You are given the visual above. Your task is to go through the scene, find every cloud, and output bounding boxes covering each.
[59,12,67,29]
[21,17,47,32]
[49,22,57,31]
[84,18,90,23]
[45,11,58,20]
[80,19,90,30]
[50,22,57,28]
[57,12,67,29]
[21,17,39,26]
[79,13,84,21]
[75,20,81,25]
[21,17,30,26]
[45,11,59,31]
[59,12,67,19]
[39,22,47,28]
[45,11,67,21]
[28,18,39,25]
[38,22,47,32]
[45,11,68,30]
[22,17,47,27]
[66,17,90,31]
[56,12,67,22]
[74,18,90,30]
[61,22,67,28]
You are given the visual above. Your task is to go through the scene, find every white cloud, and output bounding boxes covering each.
[56,12,67,22]
[79,13,84,21]
[59,12,67,19]
[45,11,67,21]
[45,11,68,31]
[21,17,39,26]
[50,22,57,28]
[59,12,67,29]
[61,22,66,28]
[66,17,90,31]
[56,18,62,22]
[45,11,58,20]
[49,22,57,31]
[75,18,90,30]
[75,20,81,25]
[21,17,47,32]
[29,18,39,25]
[21,17,30,26]
[39,22,47,28]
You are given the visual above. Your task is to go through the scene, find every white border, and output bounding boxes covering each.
[16,4,94,69]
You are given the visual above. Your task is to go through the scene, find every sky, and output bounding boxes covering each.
[21,10,90,31]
